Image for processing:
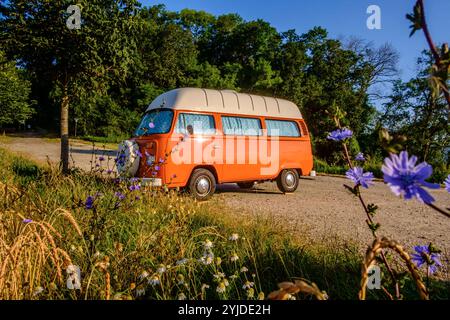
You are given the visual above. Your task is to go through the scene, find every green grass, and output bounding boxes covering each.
[0,148,447,300]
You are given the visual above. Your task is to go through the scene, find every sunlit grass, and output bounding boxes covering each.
[0,148,447,300]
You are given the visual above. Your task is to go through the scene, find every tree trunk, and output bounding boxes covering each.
[60,85,70,174]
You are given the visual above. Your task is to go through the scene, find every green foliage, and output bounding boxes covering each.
[0,52,35,127]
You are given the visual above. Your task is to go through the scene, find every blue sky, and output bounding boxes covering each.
[140,0,450,82]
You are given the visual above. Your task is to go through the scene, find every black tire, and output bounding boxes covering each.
[237,182,255,189]
[276,169,299,193]
[188,169,216,201]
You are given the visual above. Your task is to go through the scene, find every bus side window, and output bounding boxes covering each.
[175,113,216,135]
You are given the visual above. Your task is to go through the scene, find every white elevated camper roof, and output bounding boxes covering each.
[146,88,303,119]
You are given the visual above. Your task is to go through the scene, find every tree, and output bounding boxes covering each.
[0,51,34,128]
[380,52,449,166]
[1,0,142,172]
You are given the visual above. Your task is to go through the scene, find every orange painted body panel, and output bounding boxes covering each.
[133,110,313,187]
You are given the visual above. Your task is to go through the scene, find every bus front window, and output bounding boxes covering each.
[134,109,174,136]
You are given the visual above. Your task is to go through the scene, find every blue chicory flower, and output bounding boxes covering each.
[327,128,353,141]
[129,184,141,192]
[23,219,33,224]
[85,196,94,209]
[444,175,450,193]
[411,245,442,274]
[355,153,365,161]
[115,192,125,200]
[382,151,440,204]
[346,167,374,189]
[135,150,142,158]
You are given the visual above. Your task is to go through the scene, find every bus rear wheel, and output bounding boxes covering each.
[276,169,299,193]
[188,168,216,201]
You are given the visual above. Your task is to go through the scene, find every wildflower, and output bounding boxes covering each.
[99,156,105,162]
[152,171,158,176]
[240,267,248,273]
[346,167,375,189]
[135,195,141,201]
[157,264,167,274]
[106,169,113,174]
[66,265,81,290]
[215,257,222,265]
[154,165,160,171]
[138,271,149,281]
[203,239,213,250]
[176,258,189,266]
[213,272,225,280]
[444,175,450,193]
[327,128,353,141]
[129,184,141,192]
[216,282,226,294]
[230,275,238,280]
[149,122,155,129]
[223,279,229,287]
[135,149,142,158]
[230,253,239,262]
[148,275,160,286]
[258,292,265,300]
[242,281,255,290]
[178,293,187,300]
[411,245,442,274]
[199,252,214,265]
[23,218,33,224]
[382,151,440,204]
[247,288,255,298]
[114,192,125,200]
[135,285,145,297]
[159,158,164,164]
[355,152,365,161]
[84,196,94,210]
[33,286,44,296]
[229,233,239,241]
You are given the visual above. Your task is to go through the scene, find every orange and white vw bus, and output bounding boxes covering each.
[116,88,313,200]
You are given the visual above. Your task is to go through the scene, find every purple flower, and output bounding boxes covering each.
[99,156,105,162]
[159,158,164,164]
[411,245,442,274]
[355,153,365,161]
[129,184,141,192]
[85,196,94,210]
[115,192,125,200]
[327,128,353,141]
[382,151,440,204]
[152,171,158,176]
[106,169,113,174]
[154,165,160,171]
[135,196,141,201]
[346,167,374,189]
[23,219,33,224]
[135,150,142,158]
[444,175,450,193]
[149,122,155,129]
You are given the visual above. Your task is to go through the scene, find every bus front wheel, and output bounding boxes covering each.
[188,168,216,201]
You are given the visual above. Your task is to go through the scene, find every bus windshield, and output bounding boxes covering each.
[134,109,174,136]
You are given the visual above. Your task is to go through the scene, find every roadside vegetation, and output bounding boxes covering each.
[2,147,448,300]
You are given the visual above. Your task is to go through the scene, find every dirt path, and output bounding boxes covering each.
[2,136,449,253]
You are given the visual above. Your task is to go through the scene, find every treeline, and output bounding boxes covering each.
[1,1,448,173]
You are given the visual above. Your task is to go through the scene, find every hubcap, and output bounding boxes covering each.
[196,177,211,195]
[285,172,296,187]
